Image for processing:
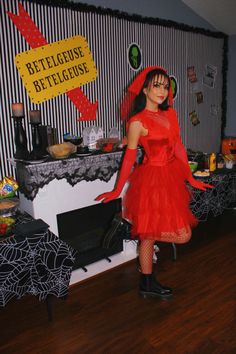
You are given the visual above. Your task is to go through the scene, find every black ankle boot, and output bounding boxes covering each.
[139,273,172,299]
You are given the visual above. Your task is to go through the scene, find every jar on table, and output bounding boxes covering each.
[225,159,234,169]
[217,154,225,169]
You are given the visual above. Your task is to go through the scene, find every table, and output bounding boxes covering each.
[16,153,236,214]
[190,168,236,221]
[0,213,77,310]
[16,151,126,201]
[16,153,236,221]
[171,168,236,260]
[15,155,236,271]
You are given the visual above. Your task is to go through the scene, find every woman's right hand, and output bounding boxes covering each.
[188,175,214,191]
[95,190,120,203]
[95,123,141,204]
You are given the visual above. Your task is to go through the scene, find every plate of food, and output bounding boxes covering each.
[76,146,92,156]
[26,158,47,164]
[0,197,19,217]
[193,170,210,178]
[76,152,92,157]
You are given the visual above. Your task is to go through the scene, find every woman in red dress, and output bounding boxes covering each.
[96,67,213,299]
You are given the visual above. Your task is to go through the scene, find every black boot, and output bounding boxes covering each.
[139,273,172,299]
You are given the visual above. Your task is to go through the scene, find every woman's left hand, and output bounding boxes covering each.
[188,176,214,191]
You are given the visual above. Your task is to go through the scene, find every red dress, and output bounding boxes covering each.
[123,108,198,243]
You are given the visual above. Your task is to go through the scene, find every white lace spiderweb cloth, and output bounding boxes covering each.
[190,172,236,222]
[0,229,77,307]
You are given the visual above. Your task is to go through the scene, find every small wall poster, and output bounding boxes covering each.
[127,43,142,71]
[196,91,203,104]
[187,66,197,83]
[203,64,217,88]
[189,110,200,126]
[210,104,218,116]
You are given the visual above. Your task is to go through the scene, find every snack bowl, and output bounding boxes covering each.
[0,197,19,217]
[188,161,198,173]
[63,136,83,146]
[47,142,77,159]
[0,215,15,236]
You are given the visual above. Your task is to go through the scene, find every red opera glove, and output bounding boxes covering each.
[95,147,137,203]
[174,137,214,190]
[174,137,190,175]
[187,175,214,191]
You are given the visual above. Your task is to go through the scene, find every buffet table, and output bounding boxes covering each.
[16,152,236,222]
[15,152,236,282]
[2,152,235,307]
[16,151,139,283]
[190,168,236,221]
[0,212,77,308]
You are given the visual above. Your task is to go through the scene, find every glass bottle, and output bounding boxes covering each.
[209,153,216,172]
[203,153,209,169]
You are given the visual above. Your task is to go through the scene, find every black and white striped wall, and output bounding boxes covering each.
[0,0,226,179]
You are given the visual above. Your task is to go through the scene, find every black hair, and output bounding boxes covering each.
[129,68,171,119]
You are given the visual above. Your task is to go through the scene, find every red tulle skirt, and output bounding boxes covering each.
[123,159,198,243]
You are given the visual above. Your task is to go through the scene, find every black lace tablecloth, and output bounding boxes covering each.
[190,169,236,221]
[0,213,77,307]
[16,151,125,200]
[16,152,236,222]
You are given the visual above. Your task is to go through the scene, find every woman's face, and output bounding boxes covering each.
[143,74,169,109]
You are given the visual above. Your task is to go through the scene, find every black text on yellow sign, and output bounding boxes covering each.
[15,35,97,104]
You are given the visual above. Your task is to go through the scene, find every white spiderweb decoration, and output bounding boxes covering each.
[0,228,77,307]
[190,172,236,222]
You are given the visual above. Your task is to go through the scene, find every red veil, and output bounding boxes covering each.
[120,66,173,120]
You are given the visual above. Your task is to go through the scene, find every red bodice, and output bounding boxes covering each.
[128,108,181,166]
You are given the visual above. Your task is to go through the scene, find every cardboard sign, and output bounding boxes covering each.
[15,35,97,104]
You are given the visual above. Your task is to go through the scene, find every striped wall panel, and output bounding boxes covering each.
[0,0,224,179]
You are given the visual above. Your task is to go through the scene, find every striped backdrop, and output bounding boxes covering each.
[0,0,225,179]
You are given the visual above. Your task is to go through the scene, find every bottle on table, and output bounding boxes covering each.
[203,153,209,169]
[209,153,216,172]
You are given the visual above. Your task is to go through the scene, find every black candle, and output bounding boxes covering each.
[29,110,41,124]
[12,103,24,117]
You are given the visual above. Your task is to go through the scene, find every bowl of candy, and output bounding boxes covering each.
[63,134,83,146]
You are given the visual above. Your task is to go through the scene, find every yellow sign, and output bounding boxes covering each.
[15,35,97,104]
